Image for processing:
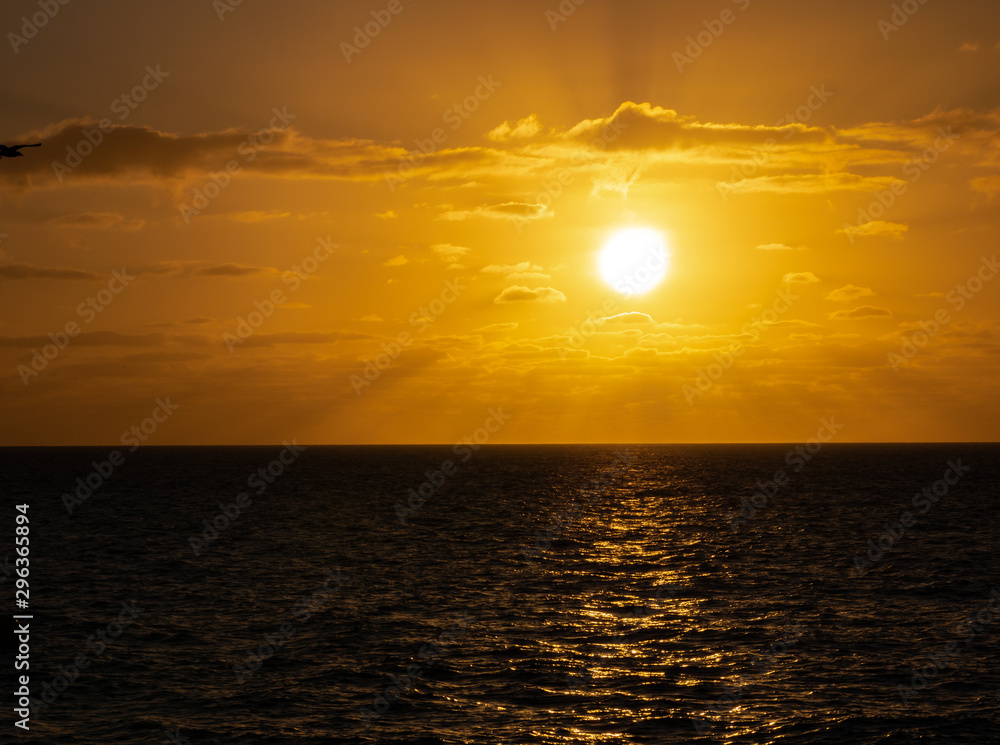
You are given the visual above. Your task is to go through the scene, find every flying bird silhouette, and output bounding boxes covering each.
[0,143,42,159]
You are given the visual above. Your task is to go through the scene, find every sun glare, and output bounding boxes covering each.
[599,227,670,295]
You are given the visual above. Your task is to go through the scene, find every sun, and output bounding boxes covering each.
[598,227,670,295]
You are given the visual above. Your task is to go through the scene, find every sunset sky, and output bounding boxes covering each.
[2,0,999,445]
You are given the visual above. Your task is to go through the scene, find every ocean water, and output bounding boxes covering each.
[3,444,999,744]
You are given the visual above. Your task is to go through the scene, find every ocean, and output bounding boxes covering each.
[3,444,999,744]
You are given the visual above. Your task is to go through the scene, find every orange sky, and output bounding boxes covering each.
[1,0,999,445]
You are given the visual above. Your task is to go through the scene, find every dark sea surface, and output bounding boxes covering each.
[2,444,999,744]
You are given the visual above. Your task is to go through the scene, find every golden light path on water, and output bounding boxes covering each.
[507,461,799,742]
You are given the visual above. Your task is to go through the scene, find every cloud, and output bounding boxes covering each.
[598,312,655,325]
[826,284,875,302]
[9,107,993,211]
[591,161,642,199]
[217,210,291,222]
[375,210,398,219]
[970,175,1000,200]
[0,118,420,189]
[494,286,567,304]
[118,351,213,363]
[487,114,542,142]
[958,42,980,52]
[783,272,821,284]
[477,322,519,332]
[191,263,264,277]
[357,315,383,322]
[236,331,373,347]
[9,106,994,207]
[48,212,145,231]
[440,202,550,222]
[143,316,215,328]
[560,101,829,151]
[481,262,549,280]
[719,174,902,195]
[0,263,103,280]
[382,255,408,267]
[1,120,290,186]
[0,331,170,347]
[829,306,893,320]
[431,244,471,263]
[836,221,909,240]
[507,272,550,280]
[130,261,275,279]
[755,243,803,251]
